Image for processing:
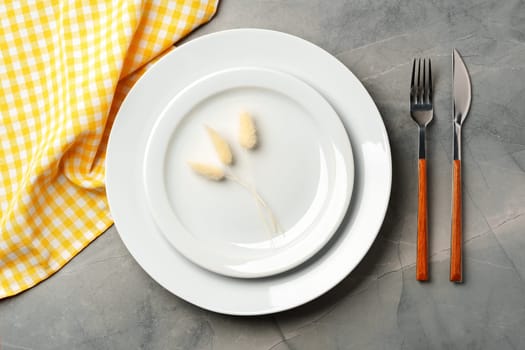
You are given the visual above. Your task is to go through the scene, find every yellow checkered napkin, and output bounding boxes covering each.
[0,1,218,298]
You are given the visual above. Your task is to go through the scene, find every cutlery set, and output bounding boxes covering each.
[411,49,471,282]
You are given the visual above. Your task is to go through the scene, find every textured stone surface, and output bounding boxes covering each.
[1,0,525,349]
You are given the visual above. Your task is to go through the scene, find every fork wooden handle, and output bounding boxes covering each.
[450,159,462,282]
[416,159,429,281]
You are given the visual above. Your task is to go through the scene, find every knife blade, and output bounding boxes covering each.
[451,48,472,283]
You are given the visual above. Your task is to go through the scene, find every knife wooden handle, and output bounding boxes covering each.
[416,159,429,281]
[450,159,462,282]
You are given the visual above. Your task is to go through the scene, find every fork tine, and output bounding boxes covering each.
[422,59,426,103]
[417,58,422,103]
[410,58,416,101]
[428,58,432,103]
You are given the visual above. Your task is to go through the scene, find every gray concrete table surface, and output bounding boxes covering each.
[2,0,525,349]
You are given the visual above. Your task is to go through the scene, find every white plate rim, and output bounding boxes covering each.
[143,66,355,278]
[106,28,392,315]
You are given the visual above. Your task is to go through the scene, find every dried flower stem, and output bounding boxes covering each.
[226,173,281,235]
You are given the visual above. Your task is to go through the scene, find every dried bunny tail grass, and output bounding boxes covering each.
[239,111,257,149]
[188,162,225,181]
[206,126,233,165]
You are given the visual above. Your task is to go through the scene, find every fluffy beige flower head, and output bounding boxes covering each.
[206,126,233,165]
[188,162,225,181]
[239,111,257,149]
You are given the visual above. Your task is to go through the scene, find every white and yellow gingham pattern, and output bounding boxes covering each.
[0,0,218,298]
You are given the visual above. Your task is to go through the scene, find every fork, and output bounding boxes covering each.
[410,58,433,281]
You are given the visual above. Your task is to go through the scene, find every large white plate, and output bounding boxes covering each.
[106,29,391,315]
[143,67,354,278]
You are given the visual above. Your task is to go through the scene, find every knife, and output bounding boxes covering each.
[451,49,472,283]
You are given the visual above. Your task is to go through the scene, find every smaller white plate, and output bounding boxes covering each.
[143,67,354,278]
